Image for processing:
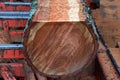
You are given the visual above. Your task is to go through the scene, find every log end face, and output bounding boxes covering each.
[24,22,97,77]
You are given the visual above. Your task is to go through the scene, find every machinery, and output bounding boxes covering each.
[0,0,102,80]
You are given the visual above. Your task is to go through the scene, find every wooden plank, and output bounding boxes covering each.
[97,52,120,80]
[110,48,120,68]
[92,0,120,47]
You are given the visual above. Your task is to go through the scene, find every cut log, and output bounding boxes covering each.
[24,0,98,78]
[24,22,98,77]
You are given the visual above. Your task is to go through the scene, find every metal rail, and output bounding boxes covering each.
[5,2,31,5]
[0,44,23,49]
[0,12,29,19]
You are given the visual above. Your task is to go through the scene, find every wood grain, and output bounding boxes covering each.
[32,0,86,22]
[24,22,97,77]
[92,0,120,47]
